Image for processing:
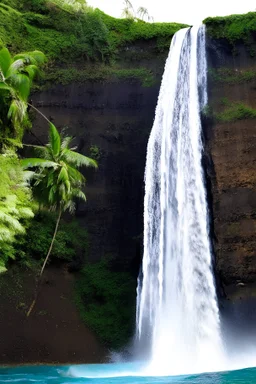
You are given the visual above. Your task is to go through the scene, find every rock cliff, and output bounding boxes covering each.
[28,45,167,273]
[30,28,256,289]
[205,33,256,291]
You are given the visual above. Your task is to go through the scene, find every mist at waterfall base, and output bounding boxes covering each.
[1,26,256,384]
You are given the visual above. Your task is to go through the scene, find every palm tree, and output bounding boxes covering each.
[0,47,45,141]
[122,0,135,19]
[22,122,97,316]
[121,1,153,22]
[0,151,35,272]
[137,6,154,22]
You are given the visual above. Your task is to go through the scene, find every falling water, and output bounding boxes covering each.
[136,25,224,375]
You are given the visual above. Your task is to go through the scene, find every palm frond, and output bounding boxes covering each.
[21,158,58,169]
[123,0,134,11]
[32,145,51,160]
[13,50,46,66]
[62,149,98,169]
[63,200,76,214]
[67,164,85,183]
[28,50,46,65]
[71,188,86,202]
[22,170,35,184]
[0,225,15,242]
[57,166,71,194]
[6,59,25,77]
[7,99,25,124]
[122,7,134,19]
[24,64,40,81]
[49,122,61,157]
[0,47,12,78]
[46,169,55,188]
[9,73,31,101]
[0,211,25,233]
[60,135,73,150]
[18,207,34,219]
[0,82,12,91]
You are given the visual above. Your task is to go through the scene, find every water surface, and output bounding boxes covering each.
[0,363,256,383]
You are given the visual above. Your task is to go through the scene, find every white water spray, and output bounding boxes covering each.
[136,25,224,375]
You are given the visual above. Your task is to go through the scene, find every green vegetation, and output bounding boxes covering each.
[0,152,35,272]
[0,46,44,273]
[0,46,45,145]
[0,0,187,65]
[215,101,256,123]
[22,122,97,315]
[209,67,256,84]
[43,67,155,87]
[89,145,101,161]
[0,0,182,346]
[75,257,136,348]
[16,211,89,268]
[122,0,153,22]
[204,12,256,52]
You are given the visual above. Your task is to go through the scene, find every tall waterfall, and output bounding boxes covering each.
[136,25,224,375]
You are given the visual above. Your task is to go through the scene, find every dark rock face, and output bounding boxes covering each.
[29,80,162,270]
[30,35,256,290]
[204,37,256,289]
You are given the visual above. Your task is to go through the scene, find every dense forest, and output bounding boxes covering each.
[1,0,256,356]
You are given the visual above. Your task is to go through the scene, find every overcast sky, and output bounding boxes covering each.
[87,0,255,24]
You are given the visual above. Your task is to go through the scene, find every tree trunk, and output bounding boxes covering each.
[27,102,52,125]
[26,209,62,317]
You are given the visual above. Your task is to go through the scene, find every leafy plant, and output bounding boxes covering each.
[0,1,187,66]
[122,0,153,22]
[22,122,97,315]
[0,151,35,272]
[16,211,89,267]
[0,46,45,143]
[215,102,256,123]
[89,145,101,161]
[75,257,136,348]
[204,12,256,48]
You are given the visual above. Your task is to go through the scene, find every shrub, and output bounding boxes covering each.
[15,212,89,268]
[75,257,136,348]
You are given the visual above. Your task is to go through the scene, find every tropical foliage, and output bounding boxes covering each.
[22,122,97,215]
[22,122,97,315]
[0,0,186,67]
[0,46,45,143]
[0,151,35,272]
[122,0,153,21]
[16,211,89,269]
[75,257,136,348]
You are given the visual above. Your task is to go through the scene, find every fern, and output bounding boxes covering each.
[0,151,35,271]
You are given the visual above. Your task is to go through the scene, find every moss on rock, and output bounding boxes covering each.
[215,102,256,123]
[204,12,256,52]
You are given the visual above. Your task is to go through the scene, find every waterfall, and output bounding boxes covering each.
[136,25,224,375]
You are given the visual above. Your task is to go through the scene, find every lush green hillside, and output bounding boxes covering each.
[0,0,187,64]
[204,12,256,55]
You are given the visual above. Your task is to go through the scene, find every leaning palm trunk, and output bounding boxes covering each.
[26,209,62,317]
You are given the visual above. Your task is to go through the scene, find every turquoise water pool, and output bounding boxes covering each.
[0,364,256,383]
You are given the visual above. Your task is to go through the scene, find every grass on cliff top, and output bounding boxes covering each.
[0,0,187,64]
[204,12,256,47]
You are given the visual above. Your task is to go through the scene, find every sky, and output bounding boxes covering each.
[87,0,255,24]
